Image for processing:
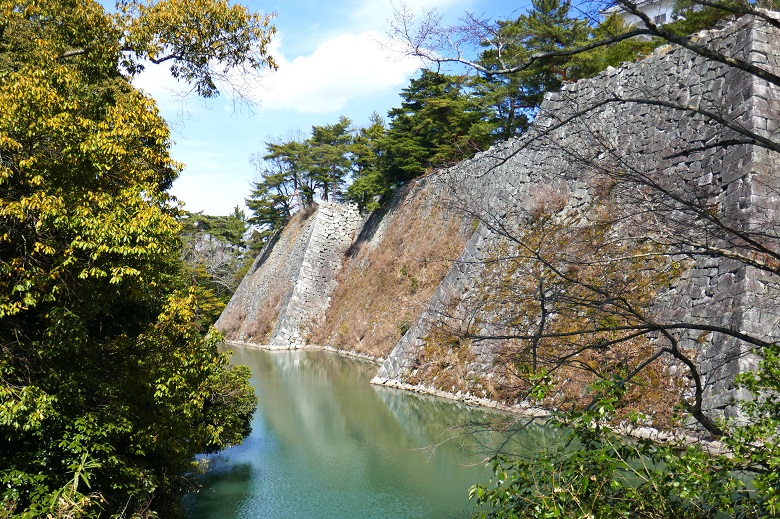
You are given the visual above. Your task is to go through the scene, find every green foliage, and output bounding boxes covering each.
[120,0,277,97]
[346,169,391,213]
[246,69,501,219]
[726,344,780,516]
[382,70,496,182]
[472,0,658,139]
[248,1,661,217]
[661,0,739,37]
[246,168,297,240]
[247,135,315,237]
[0,0,269,515]
[345,113,389,211]
[309,115,353,202]
[179,208,249,326]
[182,207,248,248]
[247,116,354,221]
[247,114,381,221]
[473,0,590,139]
[471,350,780,518]
[582,15,660,73]
[320,0,664,220]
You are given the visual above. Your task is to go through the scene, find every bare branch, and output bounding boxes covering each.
[393,1,780,87]
[403,27,655,75]
[683,0,780,30]
[58,49,87,59]
[615,0,780,87]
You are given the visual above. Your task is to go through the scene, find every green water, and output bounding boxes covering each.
[183,348,548,518]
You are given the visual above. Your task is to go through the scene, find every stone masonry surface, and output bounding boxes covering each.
[374,14,780,421]
[218,14,780,422]
[216,202,364,346]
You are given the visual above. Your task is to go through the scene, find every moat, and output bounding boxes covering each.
[183,348,520,518]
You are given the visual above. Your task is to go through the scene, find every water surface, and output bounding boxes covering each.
[184,348,543,518]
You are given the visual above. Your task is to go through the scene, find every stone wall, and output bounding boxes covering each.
[218,14,779,422]
[216,202,364,346]
[270,202,364,346]
[374,13,780,419]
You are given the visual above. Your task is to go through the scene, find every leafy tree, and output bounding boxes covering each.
[0,0,274,515]
[120,0,276,97]
[382,70,496,183]
[261,135,317,209]
[394,0,657,142]
[350,113,386,176]
[345,113,389,211]
[469,0,587,141]
[583,13,659,68]
[245,170,296,239]
[309,116,353,202]
[220,206,250,248]
[246,133,318,241]
[246,118,355,226]
[180,209,249,326]
[183,207,248,249]
[247,71,498,217]
[470,69,533,141]
[662,0,780,37]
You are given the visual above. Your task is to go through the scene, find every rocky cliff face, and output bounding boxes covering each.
[217,14,780,421]
[216,202,364,347]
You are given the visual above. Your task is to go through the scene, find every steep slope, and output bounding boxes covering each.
[216,202,363,346]
[217,14,780,423]
[374,14,780,421]
[308,177,470,358]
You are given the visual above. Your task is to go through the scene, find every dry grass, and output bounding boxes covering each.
[447,190,694,429]
[243,281,290,342]
[310,185,468,357]
[407,324,495,398]
[216,308,246,338]
[491,337,688,429]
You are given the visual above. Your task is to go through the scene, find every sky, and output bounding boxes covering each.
[131,0,524,216]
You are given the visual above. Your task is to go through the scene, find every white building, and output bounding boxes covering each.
[604,0,678,26]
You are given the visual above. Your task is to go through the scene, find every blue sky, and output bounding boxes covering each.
[131,0,525,215]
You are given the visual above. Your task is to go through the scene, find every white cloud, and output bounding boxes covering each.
[172,171,252,216]
[131,60,176,97]
[254,30,421,113]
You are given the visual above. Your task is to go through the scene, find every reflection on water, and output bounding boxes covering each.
[183,348,546,518]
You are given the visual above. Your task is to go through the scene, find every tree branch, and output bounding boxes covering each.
[616,0,780,88]
[58,49,87,59]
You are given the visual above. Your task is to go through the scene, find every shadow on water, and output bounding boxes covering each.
[183,348,557,518]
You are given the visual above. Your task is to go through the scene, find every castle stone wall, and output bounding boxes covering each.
[219,14,779,423]
[375,14,780,419]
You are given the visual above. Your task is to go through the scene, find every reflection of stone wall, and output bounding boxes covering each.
[219,15,780,421]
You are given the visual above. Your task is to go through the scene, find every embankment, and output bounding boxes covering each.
[217,14,780,427]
